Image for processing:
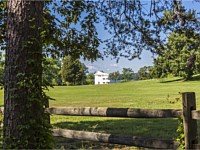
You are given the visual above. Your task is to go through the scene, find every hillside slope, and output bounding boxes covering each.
[48,77,200,109]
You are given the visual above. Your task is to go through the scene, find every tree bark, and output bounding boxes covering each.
[4,1,51,148]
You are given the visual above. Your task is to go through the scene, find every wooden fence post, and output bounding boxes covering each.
[182,92,198,149]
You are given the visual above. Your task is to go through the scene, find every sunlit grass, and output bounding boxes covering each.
[47,77,200,149]
[47,77,200,109]
[0,77,200,149]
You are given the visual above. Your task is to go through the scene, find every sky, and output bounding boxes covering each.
[82,0,200,74]
[84,51,154,73]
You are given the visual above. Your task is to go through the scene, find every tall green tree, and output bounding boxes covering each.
[152,57,170,78]
[138,66,154,80]
[42,57,62,86]
[4,1,53,148]
[122,68,134,81]
[61,56,87,85]
[154,30,200,80]
[1,1,101,148]
[109,71,121,81]
[85,73,95,85]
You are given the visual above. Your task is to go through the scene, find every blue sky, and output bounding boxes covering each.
[84,51,154,73]
[82,0,200,73]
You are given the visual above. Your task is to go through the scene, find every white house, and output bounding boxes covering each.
[94,71,110,84]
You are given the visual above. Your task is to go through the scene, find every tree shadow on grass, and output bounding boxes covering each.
[191,74,200,81]
[159,74,200,83]
[52,117,179,149]
[159,78,184,83]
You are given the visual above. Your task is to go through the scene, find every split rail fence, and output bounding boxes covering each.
[46,92,200,149]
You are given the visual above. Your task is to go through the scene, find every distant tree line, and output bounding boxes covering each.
[1,28,200,87]
[0,54,156,86]
[109,66,154,82]
[109,68,139,81]
[42,56,94,86]
[0,54,94,86]
[109,30,200,81]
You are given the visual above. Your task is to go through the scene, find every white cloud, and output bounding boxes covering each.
[86,65,96,70]
[86,65,99,73]
[110,63,118,67]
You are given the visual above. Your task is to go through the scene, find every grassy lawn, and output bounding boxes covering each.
[48,77,200,109]
[0,77,200,149]
[48,77,200,149]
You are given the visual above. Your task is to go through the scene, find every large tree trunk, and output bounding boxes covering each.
[4,1,52,148]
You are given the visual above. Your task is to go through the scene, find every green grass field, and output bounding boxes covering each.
[47,77,200,149]
[48,77,200,109]
[1,77,200,149]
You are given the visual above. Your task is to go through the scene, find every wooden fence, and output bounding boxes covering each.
[46,92,200,149]
[1,92,199,149]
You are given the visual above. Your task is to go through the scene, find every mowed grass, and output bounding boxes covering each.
[48,77,200,109]
[0,77,200,149]
[47,77,200,149]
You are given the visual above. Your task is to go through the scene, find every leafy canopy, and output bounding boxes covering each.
[1,1,200,61]
[154,30,200,80]
[61,56,87,85]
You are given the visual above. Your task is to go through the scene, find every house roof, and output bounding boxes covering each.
[94,71,109,76]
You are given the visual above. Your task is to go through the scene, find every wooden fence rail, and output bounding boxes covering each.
[49,107,181,149]
[192,110,200,120]
[48,92,200,149]
[1,92,200,149]
[47,107,182,118]
[52,128,178,149]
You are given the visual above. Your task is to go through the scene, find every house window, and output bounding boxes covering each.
[98,75,101,77]
[103,78,105,80]
[103,82,105,84]
[98,82,100,84]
